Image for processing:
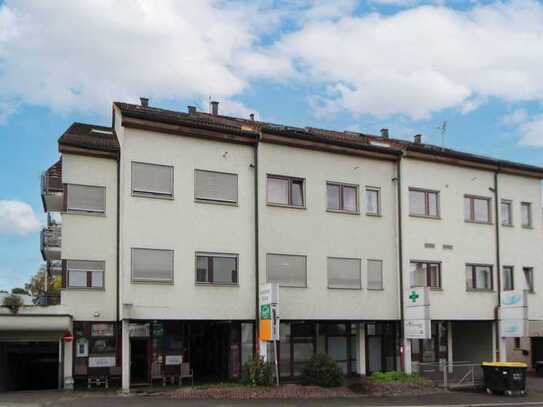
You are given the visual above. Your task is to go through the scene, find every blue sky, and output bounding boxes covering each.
[1,0,543,291]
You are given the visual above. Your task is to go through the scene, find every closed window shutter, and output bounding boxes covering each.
[66,260,104,271]
[367,260,383,290]
[195,170,237,203]
[132,162,173,195]
[67,185,105,212]
[267,254,306,287]
[327,257,361,289]
[132,248,174,282]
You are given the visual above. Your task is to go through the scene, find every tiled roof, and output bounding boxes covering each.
[58,122,119,154]
[114,102,543,175]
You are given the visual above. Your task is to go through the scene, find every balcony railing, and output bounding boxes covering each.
[40,225,61,261]
[35,293,61,306]
[41,160,63,212]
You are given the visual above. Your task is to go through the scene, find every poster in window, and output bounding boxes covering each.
[165,355,183,365]
[92,323,114,337]
[88,356,116,368]
[76,338,89,357]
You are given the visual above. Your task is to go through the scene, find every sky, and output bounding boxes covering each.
[1,0,543,291]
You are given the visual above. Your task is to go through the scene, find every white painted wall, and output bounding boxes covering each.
[258,143,400,321]
[118,127,256,320]
[401,158,498,320]
[61,153,118,321]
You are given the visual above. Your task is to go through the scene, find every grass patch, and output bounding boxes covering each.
[369,371,425,384]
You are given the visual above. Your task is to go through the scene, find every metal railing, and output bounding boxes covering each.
[40,225,62,259]
[414,361,484,389]
[35,293,61,306]
[41,171,63,194]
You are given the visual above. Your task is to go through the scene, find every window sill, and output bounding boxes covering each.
[326,209,360,216]
[64,210,106,217]
[62,287,105,291]
[131,280,174,285]
[466,288,494,292]
[327,286,362,290]
[194,199,238,207]
[409,214,441,220]
[266,203,306,210]
[430,287,443,291]
[366,212,382,217]
[502,223,514,227]
[195,282,239,287]
[464,220,493,225]
[367,287,384,291]
[521,225,533,230]
[132,192,174,200]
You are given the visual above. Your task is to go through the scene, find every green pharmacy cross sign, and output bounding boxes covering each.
[260,304,272,320]
[409,291,420,303]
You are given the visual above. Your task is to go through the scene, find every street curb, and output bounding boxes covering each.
[397,403,543,407]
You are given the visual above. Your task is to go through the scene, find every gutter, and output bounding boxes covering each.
[254,130,261,350]
[112,108,121,323]
[396,156,405,367]
[493,170,502,358]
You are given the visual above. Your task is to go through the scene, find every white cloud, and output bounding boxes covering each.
[501,108,528,126]
[198,98,260,121]
[272,0,543,119]
[0,200,42,236]
[518,115,543,146]
[0,0,288,121]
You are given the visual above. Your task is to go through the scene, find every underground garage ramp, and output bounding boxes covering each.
[0,342,60,391]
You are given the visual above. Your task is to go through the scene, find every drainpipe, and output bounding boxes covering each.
[116,152,120,323]
[254,130,261,356]
[493,170,503,360]
[396,155,406,370]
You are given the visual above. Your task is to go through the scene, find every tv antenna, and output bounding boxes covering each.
[438,121,447,148]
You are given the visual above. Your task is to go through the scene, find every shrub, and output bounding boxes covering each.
[241,356,273,386]
[301,353,344,387]
[370,371,423,383]
[2,294,24,313]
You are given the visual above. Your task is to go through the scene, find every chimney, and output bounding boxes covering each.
[140,97,149,107]
[188,106,196,114]
[414,134,422,144]
[210,101,219,115]
[250,113,255,121]
[380,128,389,139]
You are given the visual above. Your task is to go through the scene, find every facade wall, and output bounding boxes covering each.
[61,153,118,321]
[118,127,256,320]
[258,143,400,321]
[401,158,498,320]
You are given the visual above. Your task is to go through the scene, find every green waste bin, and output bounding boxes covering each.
[481,362,527,396]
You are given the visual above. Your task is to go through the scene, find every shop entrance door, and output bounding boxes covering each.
[130,339,149,385]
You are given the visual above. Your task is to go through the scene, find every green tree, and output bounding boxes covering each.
[11,287,28,295]
[25,265,61,303]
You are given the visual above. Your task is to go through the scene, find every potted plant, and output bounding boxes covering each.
[2,294,24,314]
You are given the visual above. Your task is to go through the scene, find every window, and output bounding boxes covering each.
[523,267,534,292]
[366,187,381,215]
[327,257,361,289]
[501,200,513,226]
[267,175,305,207]
[65,260,105,289]
[194,169,238,204]
[266,254,307,287]
[196,253,238,285]
[521,202,532,228]
[131,248,174,283]
[367,259,383,290]
[66,184,105,214]
[131,162,173,198]
[466,264,493,290]
[326,182,358,213]
[409,189,439,217]
[464,196,491,223]
[410,261,441,289]
[503,266,514,291]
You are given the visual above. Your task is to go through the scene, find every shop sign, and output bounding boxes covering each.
[404,287,431,339]
[259,283,279,341]
[165,355,183,365]
[92,323,114,337]
[129,323,150,337]
[88,356,116,368]
[76,338,89,357]
[500,291,528,337]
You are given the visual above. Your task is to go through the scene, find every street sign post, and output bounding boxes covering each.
[404,287,431,340]
[259,283,280,384]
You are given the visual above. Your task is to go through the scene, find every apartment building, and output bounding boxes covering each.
[1,99,542,391]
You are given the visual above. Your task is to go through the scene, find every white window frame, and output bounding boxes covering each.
[521,202,532,228]
[365,186,381,216]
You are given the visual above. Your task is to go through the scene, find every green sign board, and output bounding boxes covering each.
[260,304,271,320]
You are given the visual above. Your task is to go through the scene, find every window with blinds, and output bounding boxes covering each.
[131,162,174,198]
[66,184,106,213]
[194,169,238,204]
[327,257,361,289]
[266,254,307,287]
[367,259,383,290]
[65,260,105,289]
[131,248,174,283]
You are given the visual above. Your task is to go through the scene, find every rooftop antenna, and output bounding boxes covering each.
[438,121,447,148]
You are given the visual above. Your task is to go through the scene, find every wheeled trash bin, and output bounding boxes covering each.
[481,362,527,396]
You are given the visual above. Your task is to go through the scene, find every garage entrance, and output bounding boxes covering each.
[0,342,60,391]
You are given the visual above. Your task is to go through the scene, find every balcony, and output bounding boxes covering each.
[40,224,61,261]
[41,160,63,212]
